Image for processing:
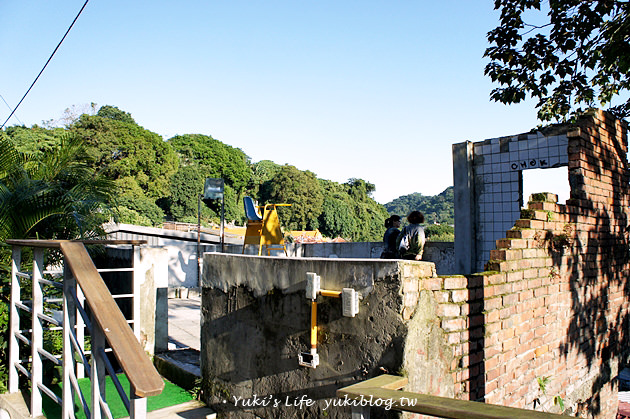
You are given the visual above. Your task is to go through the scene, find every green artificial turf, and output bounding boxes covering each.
[41,374,193,419]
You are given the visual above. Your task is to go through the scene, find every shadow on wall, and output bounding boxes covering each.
[167,245,198,288]
[555,119,630,417]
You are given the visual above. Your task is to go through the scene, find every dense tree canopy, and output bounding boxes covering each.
[1,104,450,242]
[248,160,282,198]
[167,134,251,222]
[485,0,630,122]
[317,180,359,239]
[69,109,179,200]
[385,187,454,225]
[259,165,324,231]
[3,125,66,158]
[344,179,389,242]
[168,134,251,194]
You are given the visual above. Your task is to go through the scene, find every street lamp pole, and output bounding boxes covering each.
[197,193,202,286]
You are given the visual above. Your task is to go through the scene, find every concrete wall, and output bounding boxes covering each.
[108,223,456,287]
[106,223,240,288]
[200,254,450,418]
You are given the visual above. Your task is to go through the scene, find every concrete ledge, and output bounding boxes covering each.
[202,252,408,296]
[0,392,45,419]
[154,349,201,391]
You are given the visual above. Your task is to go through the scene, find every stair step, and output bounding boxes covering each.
[121,400,216,419]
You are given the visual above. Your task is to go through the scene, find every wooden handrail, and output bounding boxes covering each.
[7,239,162,398]
[337,375,565,419]
[59,241,163,398]
[6,239,147,247]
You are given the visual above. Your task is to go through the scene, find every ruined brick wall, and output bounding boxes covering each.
[459,110,630,418]
[398,111,629,418]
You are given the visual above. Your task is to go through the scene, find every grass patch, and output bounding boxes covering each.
[40,374,193,419]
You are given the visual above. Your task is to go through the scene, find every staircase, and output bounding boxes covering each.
[1,239,214,419]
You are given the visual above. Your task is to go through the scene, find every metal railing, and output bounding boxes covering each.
[337,375,565,419]
[6,239,164,419]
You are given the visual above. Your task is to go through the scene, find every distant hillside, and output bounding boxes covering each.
[385,186,454,225]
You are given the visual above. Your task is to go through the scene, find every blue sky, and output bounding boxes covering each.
[1,0,560,204]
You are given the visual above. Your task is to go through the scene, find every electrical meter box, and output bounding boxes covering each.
[305,272,320,300]
[298,351,319,368]
[342,288,359,317]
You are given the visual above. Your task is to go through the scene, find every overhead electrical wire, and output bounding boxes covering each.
[0,94,23,126]
[1,0,90,130]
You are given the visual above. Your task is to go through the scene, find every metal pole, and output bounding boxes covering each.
[197,194,201,286]
[221,194,225,252]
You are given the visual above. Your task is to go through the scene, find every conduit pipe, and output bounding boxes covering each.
[299,272,359,369]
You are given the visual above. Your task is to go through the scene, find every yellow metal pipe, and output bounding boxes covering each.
[310,300,317,349]
[320,289,342,298]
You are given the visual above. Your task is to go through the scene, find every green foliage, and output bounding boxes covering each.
[485,0,630,122]
[167,165,209,221]
[96,105,136,124]
[69,108,178,200]
[0,131,117,393]
[537,376,550,395]
[259,165,324,231]
[168,134,251,193]
[115,206,153,227]
[314,178,387,241]
[344,179,388,242]
[385,187,454,225]
[0,132,117,241]
[248,160,281,197]
[535,375,565,413]
[168,134,251,223]
[424,224,455,242]
[115,192,165,226]
[318,194,357,239]
[3,125,66,159]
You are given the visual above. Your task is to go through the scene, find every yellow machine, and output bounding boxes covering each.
[243,197,291,256]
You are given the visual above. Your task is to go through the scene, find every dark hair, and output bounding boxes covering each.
[407,210,425,224]
[384,214,401,228]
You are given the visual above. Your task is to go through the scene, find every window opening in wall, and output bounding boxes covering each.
[522,166,570,206]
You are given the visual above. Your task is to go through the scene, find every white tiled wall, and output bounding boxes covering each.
[472,132,569,271]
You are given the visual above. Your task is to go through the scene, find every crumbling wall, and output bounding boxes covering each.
[460,110,630,418]
[453,119,571,274]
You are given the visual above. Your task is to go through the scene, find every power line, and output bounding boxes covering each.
[0,94,24,126]
[1,0,90,130]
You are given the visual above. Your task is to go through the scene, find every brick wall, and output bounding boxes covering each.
[409,111,629,418]
[474,111,627,417]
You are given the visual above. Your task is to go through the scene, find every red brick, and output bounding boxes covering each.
[444,276,467,289]
[496,238,528,249]
[422,277,443,290]
[451,289,468,303]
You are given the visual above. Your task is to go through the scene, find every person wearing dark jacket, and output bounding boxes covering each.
[380,215,401,259]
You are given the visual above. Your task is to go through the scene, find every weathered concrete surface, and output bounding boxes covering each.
[136,247,169,354]
[0,392,45,419]
[402,290,454,398]
[200,253,448,418]
[202,253,400,297]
